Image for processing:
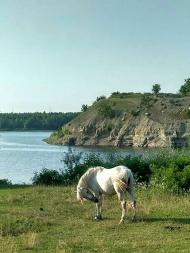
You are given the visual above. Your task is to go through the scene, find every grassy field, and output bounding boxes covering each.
[0,185,190,253]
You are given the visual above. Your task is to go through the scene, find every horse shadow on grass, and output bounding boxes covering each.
[144,217,190,225]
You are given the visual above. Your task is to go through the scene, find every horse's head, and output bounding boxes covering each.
[77,187,99,203]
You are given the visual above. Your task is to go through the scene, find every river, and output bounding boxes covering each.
[0,131,147,184]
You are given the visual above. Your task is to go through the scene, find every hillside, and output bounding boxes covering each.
[46,93,190,148]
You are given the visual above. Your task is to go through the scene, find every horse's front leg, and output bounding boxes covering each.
[95,194,102,220]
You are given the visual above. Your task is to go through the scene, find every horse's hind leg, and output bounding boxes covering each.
[120,199,126,224]
[116,191,126,224]
[95,195,102,220]
[127,188,136,222]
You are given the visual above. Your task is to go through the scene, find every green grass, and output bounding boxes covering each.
[0,186,190,252]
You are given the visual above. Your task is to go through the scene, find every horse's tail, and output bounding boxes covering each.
[126,169,135,190]
[126,169,136,211]
[113,169,135,192]
[114,178,127,191]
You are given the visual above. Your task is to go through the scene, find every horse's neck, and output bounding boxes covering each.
[78,167,102,189]
[78,169,95,188]
[78,176,86,189]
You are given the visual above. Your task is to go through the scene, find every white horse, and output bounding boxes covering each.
[77,165,136,224]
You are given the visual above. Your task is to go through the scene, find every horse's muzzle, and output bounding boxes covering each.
[93,197,99,203]
[85,195,99,203]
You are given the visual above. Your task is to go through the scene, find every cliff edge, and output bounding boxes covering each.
[47,93,190,148]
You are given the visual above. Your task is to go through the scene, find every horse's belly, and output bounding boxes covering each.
[101,185,115,195]
[97,175,115,195]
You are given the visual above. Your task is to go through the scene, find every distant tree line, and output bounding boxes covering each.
[0,112,78,130]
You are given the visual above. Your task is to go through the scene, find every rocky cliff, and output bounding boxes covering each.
[47,93,190,148]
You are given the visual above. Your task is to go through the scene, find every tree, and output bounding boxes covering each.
[96,95,106,102]
[81,104,88,112]
[152,84,161,95]
[179,78,190,95]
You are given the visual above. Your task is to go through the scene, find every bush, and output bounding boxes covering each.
[32,169,64,185]
[110,92,142,99]
[149,150,190,192]
[141,94,154,108]
[98,101,115,118]
[32,148,190,191]
[81,104,88,112]
[0,179,12,187]
[117,155,151,182]
[179,165,190,190]
[131,110,140,117]
[32,149,86,186]
[187,109,190,118]
[96,96,106,102]
[179,78,190,95]
[150,164,179,192]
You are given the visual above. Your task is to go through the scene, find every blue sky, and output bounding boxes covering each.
[0,0,190,112]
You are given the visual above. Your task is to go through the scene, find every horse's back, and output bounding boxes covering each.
[107,165,132,180]
[95,165,131,194]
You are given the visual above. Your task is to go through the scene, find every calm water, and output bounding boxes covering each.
[0,131,145,184]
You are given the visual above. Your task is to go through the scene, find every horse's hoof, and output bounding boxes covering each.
[132,217,136,223]
[94,215,102,221]
[119,220,124,224]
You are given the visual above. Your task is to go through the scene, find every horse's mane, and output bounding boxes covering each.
[78,166,104,188]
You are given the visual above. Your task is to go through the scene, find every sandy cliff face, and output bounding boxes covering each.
[53,116,188,148]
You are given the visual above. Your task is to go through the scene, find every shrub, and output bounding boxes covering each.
[179,78,190,95]
[110,91,121,98]
[141,94,153,108]
[98,101,115,118]
[56,128,64,138]
[187,109,190,118]
[150,151,190,192]
[0,179,12,187]
[106,123,113,132]
[32,169,64,185]
[62,127,71,136]
[110,92,142,99]
[179,165,190,190]
[117,155,151,182]
[131,110,140,116]
[81,104,88,112]
[32,149,86,186]
[150,164,179,192]
[32,148,190,191]
[96,96,106,102]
